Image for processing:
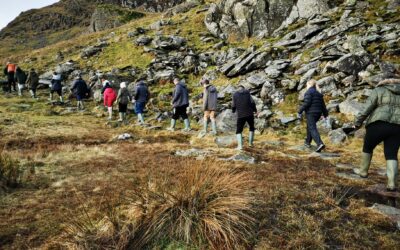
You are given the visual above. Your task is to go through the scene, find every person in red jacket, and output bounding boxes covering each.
[4,62,17,93]
[101,79,117,120]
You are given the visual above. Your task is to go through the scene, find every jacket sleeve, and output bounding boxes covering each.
[232,94,236,113]
[203,89,208,110]
[322,97,329,118]
[298,91,312,114]
[172,86,181,104]
[134,86,139,101]
[250,96,257,113]
[101,85,106,94]
[116,89,122,102]
[70,81,77,91]
[354,90,378,127]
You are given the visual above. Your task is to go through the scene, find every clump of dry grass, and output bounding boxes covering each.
[64,160,258,249]
[0,152,21,189]
[129,162,257,249]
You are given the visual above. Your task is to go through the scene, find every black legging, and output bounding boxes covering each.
[236,115,255,134]
[363,121,400,160]
[172,106,188,120]
[7,72,15,92]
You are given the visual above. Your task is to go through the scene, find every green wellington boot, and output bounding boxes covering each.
[167,119,176,131]
[236,134,243,151]
[353,153,372,178]
[211,120,217,135]
[386,160,398,191]
[183,119,191,132]
[249,131,255,147]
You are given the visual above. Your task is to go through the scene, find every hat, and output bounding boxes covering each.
[120,82,127,88]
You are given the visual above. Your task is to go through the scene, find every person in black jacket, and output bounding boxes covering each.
[15,67,27,96]
[232,85,257,150]
[134,80,150,124]
[298,80,329,152]
[70,75,88,110]
[168,78,191,131]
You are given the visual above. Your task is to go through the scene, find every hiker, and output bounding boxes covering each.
[26,68,39,99]
[168,78,190,131]
[71,75,88,110]
[50,72,63,102]
[15,67,27,96]
[353,78,400,191]
[200,79,218,137]
[134,80,150,124]
[101,79,117,120]
[232,85,257,150]
[4,62,17,93]
[117,82,132,122]
[298,79,328,153]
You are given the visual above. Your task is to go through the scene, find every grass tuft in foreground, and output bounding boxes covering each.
[0,152,21,189]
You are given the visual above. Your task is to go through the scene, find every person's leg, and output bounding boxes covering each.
[118,103,124,121]
[210,111,217,135]
[354,122,384,177]
[181,107,190,131]
[137,102,145,124]
[58,90,63,102]
[305,122,312,147]
[107,104,113,120]
[203,111,210,133]
[236,117,246,150]
[49,90,54,100]
[169,107,180,131]
[248,116,255,147]
[307,114,324,152]
[383,124,400,191]
[17,84,22,96]
[7,74,12,93]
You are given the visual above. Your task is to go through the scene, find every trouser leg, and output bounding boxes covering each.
[306,114,323,146]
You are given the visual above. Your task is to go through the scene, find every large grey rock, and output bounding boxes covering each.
[339,99,366,117]
[205,0,335,39]
[370,204,400,230]
[332,53,371,75]
[317,76,337,95]
[215,135,237,147]
[152,35,186,50]
[89,6,144,32]
[135,36,153,46]
[298,68,318,90]
[328,128,347,145]
[223,153,256,164]
[216,109,237,133]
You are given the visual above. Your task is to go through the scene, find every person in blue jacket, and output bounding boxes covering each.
[71,75,88,110]
[168,78,190,131]
[134,80,150,124]
[50,72,63,102]
[298,79,329,153]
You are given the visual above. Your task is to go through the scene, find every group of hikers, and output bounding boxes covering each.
[3,62,400,191]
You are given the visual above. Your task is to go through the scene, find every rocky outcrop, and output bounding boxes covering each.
[204,0,336,39]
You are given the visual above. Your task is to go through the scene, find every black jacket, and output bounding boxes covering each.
[71,79,88,97]
[15,68,27,84]
[134,81,150,103]
[172,82,189,108]
[298,87,328,117]
[232,88,257,118]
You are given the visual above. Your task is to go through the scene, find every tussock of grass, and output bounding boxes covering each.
[0,153,21,189]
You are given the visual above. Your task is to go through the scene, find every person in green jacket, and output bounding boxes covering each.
[353,78,400,191]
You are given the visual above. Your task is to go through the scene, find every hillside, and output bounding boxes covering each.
[0,0,400,249]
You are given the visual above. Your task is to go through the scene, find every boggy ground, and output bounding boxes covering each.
[0,91,399,249]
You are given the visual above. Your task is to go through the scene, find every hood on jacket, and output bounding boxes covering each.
[207,85,217,93]
[137,80,146,86]
[52,74,61,80]
[377,78,400,94]
[177,82,187,89]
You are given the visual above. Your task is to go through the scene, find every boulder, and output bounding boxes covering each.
[339,99,366,117]
[332,53,371,75]
[215,135,237,147]
[298,68,318,90]
[328,128,347,145]
[370,204,400,230]
[216,109,237,133]
[135,36,153,46]
[316,76,337,95]
[89,6,144,32]
[152,35,187,50]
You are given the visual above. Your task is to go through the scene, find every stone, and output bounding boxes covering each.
[339,99,366,117]
[298,68,318,90]
[223,153,256,164]
[317,76,337,95]
[279,116,297,125]
[135,36,153,46]
[152,69,175,82]
[116,133,133,140]
[309,152,341,160]
[215,135,237,147]
[281,79,298,90]
[370,204,400,230]
[332,53,371,75]
[175,148,209,157]
[295,61,320,75]
[215,109,237,133]
[328,129,347,145]
[336,172,365,180]
[218,84,236,99]
[152,35,187,50]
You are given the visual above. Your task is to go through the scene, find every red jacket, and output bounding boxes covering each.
[103,88,117,107]
[7,63,16,73]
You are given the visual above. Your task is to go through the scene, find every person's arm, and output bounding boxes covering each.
[203,89,208,110]
[354,90,379,128]
[134,86,139,101]
[116,89,122,103]
[232,94,237,113]
[322,97,329,118]
[298,91,312,114]
[172,86,181,105]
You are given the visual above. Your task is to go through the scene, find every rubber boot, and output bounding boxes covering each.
[183,119,191,132]
[59,96,64,103]
[138,113,145,124]
[118,112,124,122]
[80,101,84,110]
[49,93,53,101]
[249,131,255,147]
[236,134,243,151]
[211,120,217,135]
[168,119,176,131]
[203,119,209,133]
[353,153,372,178]
[30,90,35,98]
[18,88,22,96]
[387,160,398,191]
[108,107,113,120]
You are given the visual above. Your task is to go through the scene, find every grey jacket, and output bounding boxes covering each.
[203,84,218,111]
[172,82,189,108]
[117,88,132,105]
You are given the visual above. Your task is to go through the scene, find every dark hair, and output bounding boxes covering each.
[201,79,210,85]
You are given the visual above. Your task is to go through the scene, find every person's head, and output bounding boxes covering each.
[120,82,127,89]
[173,77,180,85]
[75,74,82,80]
[30,68,35,72]
[306,79,317,90]
[53,71,58,75]
[6,62,10,65]
[201,79,210,87]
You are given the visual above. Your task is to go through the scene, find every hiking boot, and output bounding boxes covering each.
[353,153,372,178]
[304,143,311,149]
[386,160,398,192]
[315,144,325,153]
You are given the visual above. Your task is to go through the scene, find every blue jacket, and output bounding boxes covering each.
[298,87,328,117]
[71,79,88,97]
[135,81,150,103]
[232,88,257,118]
[51,74,62,91]
[172,82,189,108]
